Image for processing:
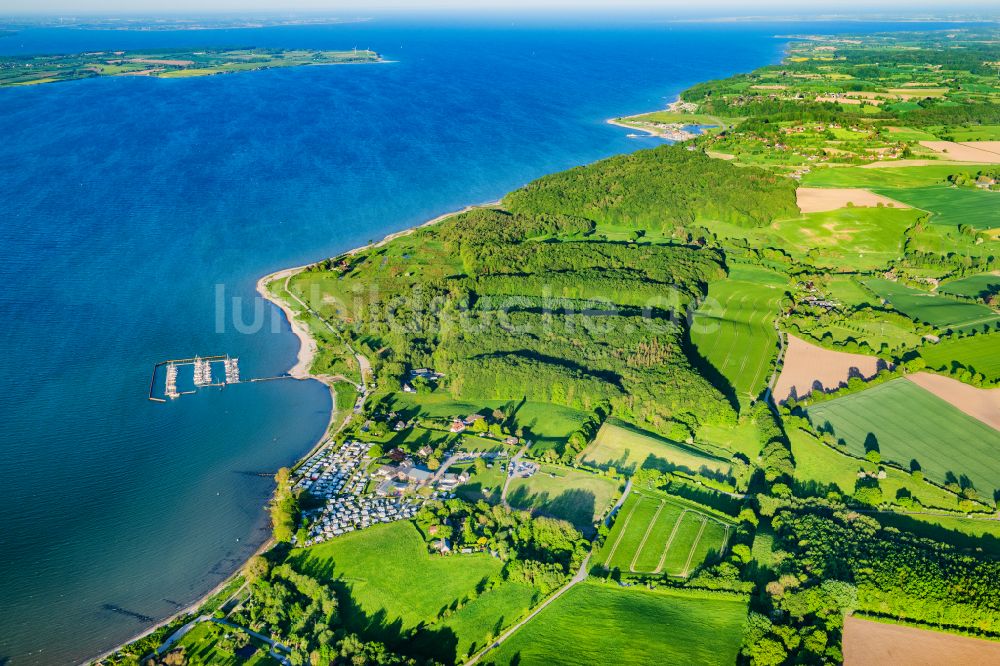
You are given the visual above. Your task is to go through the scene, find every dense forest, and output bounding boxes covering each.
[502,145,798,229]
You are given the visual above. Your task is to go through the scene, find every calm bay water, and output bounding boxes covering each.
[0,16,946,664]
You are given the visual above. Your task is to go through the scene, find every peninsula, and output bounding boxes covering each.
[102,26,1000,666]
[0,47,383,87]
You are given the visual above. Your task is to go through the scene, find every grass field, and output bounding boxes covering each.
[919,333,1000,381]
[691,266,786,406]
[800,165,1000,230]
[940,273,1000,300]
[289,521,525,661]
[788,427,965,511]
[805,378,1000,498]
[580,420,732,478]
[872,186,1000,230]
[487,582,748,666]
[507,464,620,533]
[862,278,1000,332]
[597,490,732,576]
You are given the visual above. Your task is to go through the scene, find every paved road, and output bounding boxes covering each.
[605,478,633,526]
[465,554,590,665]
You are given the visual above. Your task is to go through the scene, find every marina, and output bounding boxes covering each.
[147,355,286,402]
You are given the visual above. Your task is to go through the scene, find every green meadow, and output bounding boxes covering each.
[486,582,748,666]
[940,273,1000,300]
[580,420,732,477]
[805,378,1000,497]
[862,278,1000,332]
[919,333,1000,381]
[507,464,620,533]
[691,266,786,406]
[289,521,525,662]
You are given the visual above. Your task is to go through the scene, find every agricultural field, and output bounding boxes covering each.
[597,490,733,576]
[862,278,1000,332]
[800,165,1000,230]
[580,420,731,478]
[774,334,884,402]
[507,464,620,533]
[805,378,1000,498]
[919,332,1000,382]
[691,265,786,407]
[486,582,748,666]
[843,616,1000,666]
[939,273,1000,300]
[289,521,518,656]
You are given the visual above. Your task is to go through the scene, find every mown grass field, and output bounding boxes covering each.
[805,378,1000,498]
[919,333,1000,381]
[597,490,732,576]
[580,420,731,477]
[507,464,620,533]
[289,521,522,660]
[486,582,748,666]
[862,278,1000,332]
[691,265,786,406]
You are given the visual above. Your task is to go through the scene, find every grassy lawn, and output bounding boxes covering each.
[597,489,733,576]
[454,461,507,502]
[919,332,1000,381]
[289,521,508,654]
[507,464,620,534]
[581,420,731,478]
[487,582,748,666]
[862,278,1000,332]
[691,266,786,407]
[411,582,538,662]
[805,378,1000,499]
[696,420,761,459]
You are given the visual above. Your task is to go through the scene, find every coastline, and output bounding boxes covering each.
[89,198,507,663]
[605,98,703,141]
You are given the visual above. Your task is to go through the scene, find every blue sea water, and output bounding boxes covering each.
[0,16,960,664]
